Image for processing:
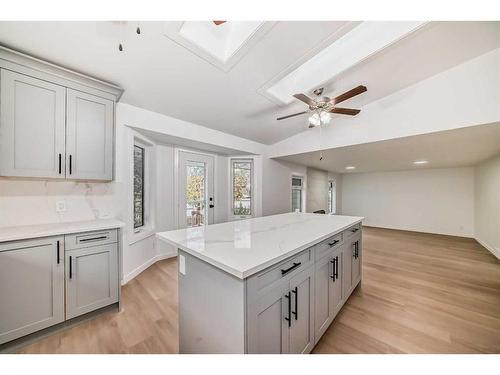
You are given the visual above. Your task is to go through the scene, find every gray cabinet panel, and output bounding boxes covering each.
[289,265,315,354]
[65,243,118,319]
[247,280,289,354]
[66,89,114,181]
[343,241,353,298]
[0,69,66,178]
[332,248,344,313]
[0,236,64,344]
[314,249,335,340]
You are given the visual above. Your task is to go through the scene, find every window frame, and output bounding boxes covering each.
[230,158,254,219]
[133,144,146,229]
[291,175,304,213]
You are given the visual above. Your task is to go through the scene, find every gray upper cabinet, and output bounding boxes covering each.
[65,243,118,320]
[0,46,122,181]
[66,89,114,181]
[0,70,66,179]
[0,236,65,344]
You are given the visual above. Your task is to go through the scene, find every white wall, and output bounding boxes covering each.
[262,158,307,216]
[474,154,500,258]
[306,168,328,213]
[341,168,475,237]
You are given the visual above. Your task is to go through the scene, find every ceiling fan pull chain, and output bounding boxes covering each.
[319,116,324,161]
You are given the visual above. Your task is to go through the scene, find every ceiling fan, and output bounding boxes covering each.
[277,85,367,128]
[213,21,227,26]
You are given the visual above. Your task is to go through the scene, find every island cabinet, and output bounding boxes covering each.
[0,46,122,181]
[343,225,363,298]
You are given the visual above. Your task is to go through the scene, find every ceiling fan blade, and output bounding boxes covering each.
[293,93,315,107]
[329,107,361,116]
[277,111,307,120]
[213,21,226,25]
[332,85,367,105]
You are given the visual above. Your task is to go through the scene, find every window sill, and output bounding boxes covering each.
[129,226,156,245]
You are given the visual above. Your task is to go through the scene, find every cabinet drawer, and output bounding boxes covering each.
[315,232,343,261]
[64,229,117,250]
[344,223,361,239]
[247,248,313,300]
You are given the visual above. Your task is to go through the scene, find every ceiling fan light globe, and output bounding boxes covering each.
[308,111,331,127]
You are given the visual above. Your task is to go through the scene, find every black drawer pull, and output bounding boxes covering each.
[56,240,60,264]
[79,236,108,242]
[281,262,301,276]
[69,256,73,279]
[292,287,298,320]
[284,292,291,327]
[328,240,340,247]
[351,228,359,233]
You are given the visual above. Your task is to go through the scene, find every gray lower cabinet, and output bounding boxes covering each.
[314,246,343,342]
[0,236,65,345]
[0,229,120,346]
[247,265,314,354]
[65,243,118,319]
[344,233,362,297]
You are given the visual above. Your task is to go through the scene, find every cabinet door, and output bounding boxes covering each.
[342,242,353,298]
[247,281,290,354]
[314,251,335,341]
[289,266,315,354]
[66,89,114,181]
[0,69,66,178]
[65,243,118,319]
[331,248,344,313]
[0,237,64,344]
[351,236,362,286]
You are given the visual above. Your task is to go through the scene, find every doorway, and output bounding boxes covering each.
[177,151,215,228]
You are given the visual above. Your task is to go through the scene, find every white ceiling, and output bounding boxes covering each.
[0,21,499,144]
[277,122,500,173]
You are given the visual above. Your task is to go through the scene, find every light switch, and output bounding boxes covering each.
[179,254,186,275]
[55,200,67,213]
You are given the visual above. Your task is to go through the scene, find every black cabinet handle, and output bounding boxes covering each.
[351,227,359,233]
[56,240,60,264]
[284,291,291,327]
[58,154,62,174]
[292,287,298,320]
[69,256,73,279]
[330,259,335,280]
[69,155,72,175]
[79,236,107,242]
[281,262,301,276]
[335,256,339,279]
[328,240,340,247]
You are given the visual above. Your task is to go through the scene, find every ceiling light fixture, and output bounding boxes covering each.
[345,166,356,170]
[308,111,331,127]
[413,160,429,165]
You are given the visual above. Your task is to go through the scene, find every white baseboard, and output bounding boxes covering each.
[122,251,177,285]
[475,237,500,259]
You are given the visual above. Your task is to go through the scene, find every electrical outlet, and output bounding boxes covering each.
[55,200,67,213]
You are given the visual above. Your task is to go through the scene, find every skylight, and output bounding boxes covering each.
[264,21,427,105]
[164,21,274,72]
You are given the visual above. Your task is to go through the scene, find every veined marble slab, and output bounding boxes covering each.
[0,219,125,243]
[157,213,363,279]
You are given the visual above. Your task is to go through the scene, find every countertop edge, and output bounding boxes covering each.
[0,220,126,243]
[156,217,363,280]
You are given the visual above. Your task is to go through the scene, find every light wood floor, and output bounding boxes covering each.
[18,227,500,353]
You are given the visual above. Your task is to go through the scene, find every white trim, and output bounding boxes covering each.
[291,173,307,213]
[229,158,254,220]
[475,237,500,260]
[121,253,177,285]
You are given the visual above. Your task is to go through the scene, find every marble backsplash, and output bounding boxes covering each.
[0,179,124,228]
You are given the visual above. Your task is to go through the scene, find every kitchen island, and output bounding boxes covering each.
[157,212,363,353]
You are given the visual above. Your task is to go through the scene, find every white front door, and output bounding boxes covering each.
[178,151,215,228]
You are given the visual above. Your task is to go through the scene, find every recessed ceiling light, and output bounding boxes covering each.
[345,166,356,170]
[413,160,429,165]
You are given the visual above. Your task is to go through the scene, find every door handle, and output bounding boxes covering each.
[335,256,339,279]
[209,197,214,208]
[284,291,291,327]
[58,154,62,174]
[69,256,73,279]
[56,240,60,264]
[292,287,298,320]
[69,155,72,175]
[330,259,335,280]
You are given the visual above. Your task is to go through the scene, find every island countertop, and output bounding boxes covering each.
[156,213,363,279]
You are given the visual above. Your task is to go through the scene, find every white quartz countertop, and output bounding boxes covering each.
[157,213,363,279]
[0,219,125,243]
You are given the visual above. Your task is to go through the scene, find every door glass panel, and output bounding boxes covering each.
[185,161,207,227]
[292,189,302,212]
